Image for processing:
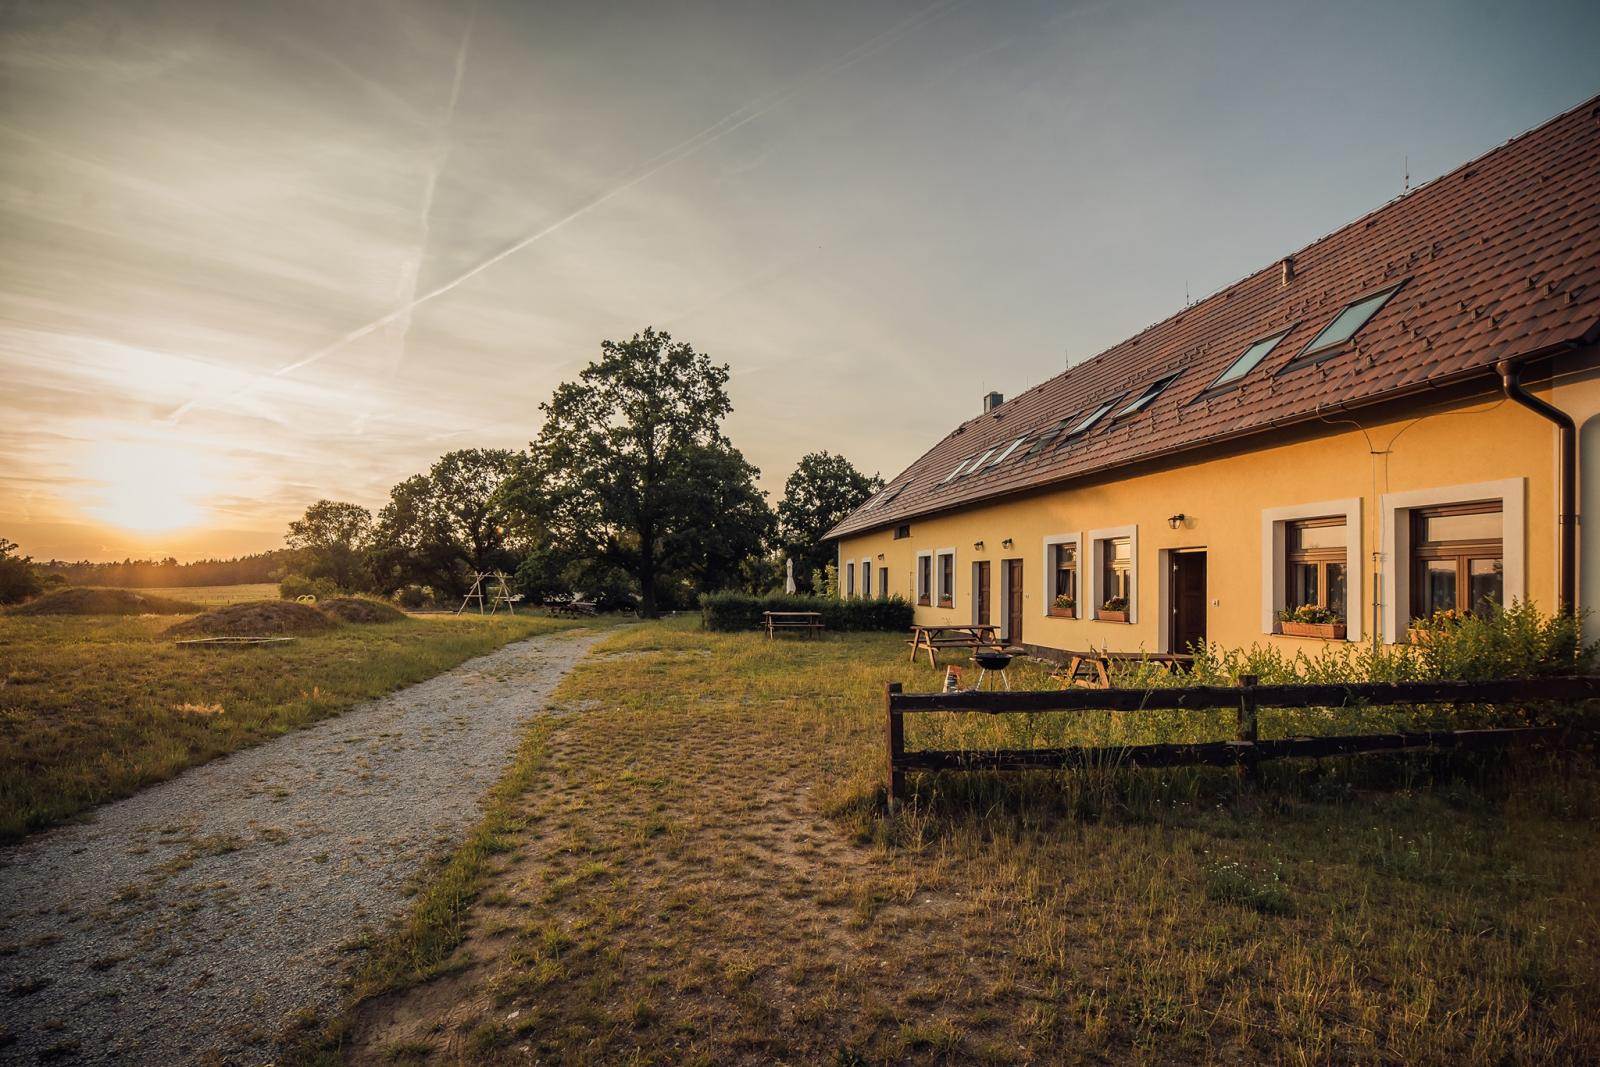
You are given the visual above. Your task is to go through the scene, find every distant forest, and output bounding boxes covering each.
[36,550,295,588]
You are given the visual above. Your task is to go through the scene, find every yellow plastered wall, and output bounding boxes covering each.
[837,379,1590,655]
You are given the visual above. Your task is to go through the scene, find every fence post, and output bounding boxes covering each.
[1237,673,1259,781]
[1236,674,1260,743]
[885,682,905,808]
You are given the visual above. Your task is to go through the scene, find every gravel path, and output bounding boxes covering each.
[0,628,608,1064]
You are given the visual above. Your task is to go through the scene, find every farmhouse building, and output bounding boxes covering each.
[827,94,1600,657]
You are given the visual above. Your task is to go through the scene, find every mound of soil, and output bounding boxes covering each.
[9,588,201,616]
[166,600,335,638]
[319,597,406,624]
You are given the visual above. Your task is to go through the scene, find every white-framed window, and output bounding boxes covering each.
[1041,533,1083,618]
[860,557,872,598]
[915,551,933,606]
[935,548,956,608]
[1261,498,1363,640]
[1380,479,1524,643]
[1086,525,1138,623]
[845,561,855,598]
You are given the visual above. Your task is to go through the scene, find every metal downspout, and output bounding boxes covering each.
[1496,358,1576,613]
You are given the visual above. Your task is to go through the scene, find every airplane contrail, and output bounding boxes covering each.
[381,1,477,371]
[166,0,966,422]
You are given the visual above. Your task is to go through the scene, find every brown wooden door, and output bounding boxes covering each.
[1170,551,1207,653]
[975,562,991,624]
[1005,559,1024,645]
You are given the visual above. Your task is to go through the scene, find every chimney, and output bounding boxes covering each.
[1280,256,1295,286]
[983,390,1004,413]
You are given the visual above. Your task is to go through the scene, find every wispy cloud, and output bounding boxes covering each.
[165,0,969,422]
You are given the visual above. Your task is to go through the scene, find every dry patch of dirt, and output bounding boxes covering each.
[320,597,407,624]
[166,599,334,637]
[341,630,978,1064]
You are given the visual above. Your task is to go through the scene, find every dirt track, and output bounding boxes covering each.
[0,628,605,1064]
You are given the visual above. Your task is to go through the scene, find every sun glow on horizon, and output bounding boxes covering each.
[76,437,223,534]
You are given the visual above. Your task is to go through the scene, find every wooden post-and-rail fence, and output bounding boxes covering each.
[882,675,1600,805]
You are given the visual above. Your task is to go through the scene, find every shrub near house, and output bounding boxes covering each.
[700,592,912,632]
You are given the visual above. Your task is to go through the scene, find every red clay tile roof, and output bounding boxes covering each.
[827,94,1600,541]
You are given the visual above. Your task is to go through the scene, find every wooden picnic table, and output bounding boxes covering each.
[907,623,1001,668]
[1054,650,1194,688]
[764,610,824,638]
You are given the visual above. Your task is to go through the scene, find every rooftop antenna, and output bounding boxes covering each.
[1403,154,1410,194]
[1184,280,1191,306]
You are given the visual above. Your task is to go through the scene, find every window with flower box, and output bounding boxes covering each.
[1050,542,1077,617]
[1278,517,1349,637]
[1097,536,1131,621]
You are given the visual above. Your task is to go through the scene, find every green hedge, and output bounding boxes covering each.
[699,591,913,632]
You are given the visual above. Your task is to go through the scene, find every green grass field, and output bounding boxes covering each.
[0,600,596,842]
[140,582,280,606]
[324,619,1600,1065]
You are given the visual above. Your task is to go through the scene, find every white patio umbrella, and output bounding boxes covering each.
[785,557,796,594]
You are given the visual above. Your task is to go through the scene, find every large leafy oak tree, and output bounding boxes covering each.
[506,328,772,617]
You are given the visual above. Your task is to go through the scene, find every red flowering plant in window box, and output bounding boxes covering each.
[1277,604,1346,640]
[1097,596,1128,623]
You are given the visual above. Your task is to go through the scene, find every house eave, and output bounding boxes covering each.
[825,338,1597,543]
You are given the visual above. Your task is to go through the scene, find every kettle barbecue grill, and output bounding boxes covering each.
[972,648,1020,690]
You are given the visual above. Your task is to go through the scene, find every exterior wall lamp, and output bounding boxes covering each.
[973,540,985,551]
[1001,538,1014,550]
[1167,513,1187,530]
[876,553,885,561]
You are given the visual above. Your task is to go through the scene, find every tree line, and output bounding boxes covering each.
[0,540,298,604]
[31,551,295,589]
[280,329,881,617]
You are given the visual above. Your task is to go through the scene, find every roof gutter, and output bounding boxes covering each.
[1498,350,1578,614]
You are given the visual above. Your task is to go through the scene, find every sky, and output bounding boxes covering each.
[2,0,1597,562]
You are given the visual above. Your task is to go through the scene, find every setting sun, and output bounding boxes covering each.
[76,438,219,533]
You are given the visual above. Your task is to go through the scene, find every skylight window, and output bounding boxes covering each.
[961,447,997,475]
[939,456,975,484]
[1062,396,1122,441]
[989,436,1028,467]
[1205,330,1290,393]
[1026,419,1071,456]
[1112,373,1180,420]
[1294,284,1403,360]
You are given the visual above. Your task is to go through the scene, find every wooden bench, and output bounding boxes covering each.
[764,611,824,638]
